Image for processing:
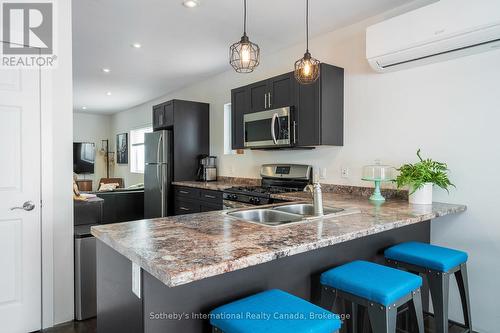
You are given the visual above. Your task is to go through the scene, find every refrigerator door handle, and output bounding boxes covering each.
[157,165,162,192]
[161,163,167,217]
[157,133,163,193]
[157,133,163,164]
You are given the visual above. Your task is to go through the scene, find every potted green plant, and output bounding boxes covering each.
[395,149,454,204]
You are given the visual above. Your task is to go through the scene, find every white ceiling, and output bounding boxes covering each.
[72,0,425,114]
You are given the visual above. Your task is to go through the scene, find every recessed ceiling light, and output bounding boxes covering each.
[102,68,111,73]
[106,91,112,96]
[182,0,199,8]
[82,106,87,110]
[131,43,142,49]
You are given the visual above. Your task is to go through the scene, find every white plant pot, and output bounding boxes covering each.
[409,183,433,205]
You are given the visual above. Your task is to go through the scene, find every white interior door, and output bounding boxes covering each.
[0,62,42,331]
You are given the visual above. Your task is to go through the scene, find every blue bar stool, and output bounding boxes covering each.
[210,289,342,333]
[385,241,471,333]
[320,260,424,333]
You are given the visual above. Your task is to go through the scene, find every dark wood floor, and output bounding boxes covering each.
[40,318,96,333]
[40,315,472,333]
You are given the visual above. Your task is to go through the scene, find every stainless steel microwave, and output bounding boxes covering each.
[244,107,295,148]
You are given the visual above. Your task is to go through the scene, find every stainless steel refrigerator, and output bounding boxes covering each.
[144,130,172,218]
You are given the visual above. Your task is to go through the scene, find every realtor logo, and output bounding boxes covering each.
[2,2,53,54]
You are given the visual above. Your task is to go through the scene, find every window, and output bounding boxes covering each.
[130,126,153,173]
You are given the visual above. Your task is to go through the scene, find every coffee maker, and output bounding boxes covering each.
[197,155,217,181]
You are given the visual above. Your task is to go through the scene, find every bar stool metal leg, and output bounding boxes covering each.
[321,287,349,333]
[427,271,450,333]
[409,289,425,333]
[344,301,365,333]
[367,305,397,333]
[455,263,472,330]
[320,286,336,311]
[357,305,368,333]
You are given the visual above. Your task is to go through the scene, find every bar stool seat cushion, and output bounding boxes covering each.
[210,289,341,333]
[320,260,422,306]
[385,242,468,272]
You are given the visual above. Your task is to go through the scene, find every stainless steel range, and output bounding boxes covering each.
[223,164,312,207]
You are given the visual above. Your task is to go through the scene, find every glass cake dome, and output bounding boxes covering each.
[362,161,395,202]
[362,161,394,181]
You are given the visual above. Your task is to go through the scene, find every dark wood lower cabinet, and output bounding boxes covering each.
[96,221,431,333]
[173,186,223,215]
[174,199,200,215]
[96,190,144,223]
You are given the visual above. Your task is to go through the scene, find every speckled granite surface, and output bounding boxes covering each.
[91,194,466,288]
[172,177,260,191]
[319,184,408,200]
[172,177,408,199]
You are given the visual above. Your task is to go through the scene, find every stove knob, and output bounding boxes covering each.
[253,197,260,204]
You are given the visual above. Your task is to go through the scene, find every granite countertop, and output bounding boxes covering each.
[172,180,237,191]
[91,193,466,288]
[172,177,259,191]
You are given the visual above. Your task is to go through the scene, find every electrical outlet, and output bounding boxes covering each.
[319,167,327,179]
[341,167,349,179]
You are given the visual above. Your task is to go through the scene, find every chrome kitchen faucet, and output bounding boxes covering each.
[304,182,324,217]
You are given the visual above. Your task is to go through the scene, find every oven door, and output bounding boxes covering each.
[244,107,293,148]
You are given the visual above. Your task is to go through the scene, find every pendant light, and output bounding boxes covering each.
[229,0,260,73]
[294,0,320,84]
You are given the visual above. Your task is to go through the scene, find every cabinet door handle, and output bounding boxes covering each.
[179,207,190,211]
[179,190,189,194]
[293,120,297,144]
[268,93,272,108]
[264,94,267,109]
[204,194,216,199]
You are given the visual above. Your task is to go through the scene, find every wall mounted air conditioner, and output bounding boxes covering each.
[366,0,500,72]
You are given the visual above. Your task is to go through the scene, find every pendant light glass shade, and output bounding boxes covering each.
[294,0,320,84]
[229,0,260,73]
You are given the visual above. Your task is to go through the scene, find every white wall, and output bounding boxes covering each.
[110,11,500,332]
[73,112,112,190]
[41,0,74,327]
[109,110,152,187]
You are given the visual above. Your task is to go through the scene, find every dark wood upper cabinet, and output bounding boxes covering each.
[248,80,268,113]
[231,87,247,150]
[152,101,174,131]
[248,73,295,113]
[230,63,344,150]
[164,101,174,127]
[152,99,209,181]
[296,63,344,146]
[268,72,295,109]
[152,106,165,131]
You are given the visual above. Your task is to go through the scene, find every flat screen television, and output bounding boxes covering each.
[73,142,95,174]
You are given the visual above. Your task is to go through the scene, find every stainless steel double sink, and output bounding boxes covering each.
[226,203,359,227]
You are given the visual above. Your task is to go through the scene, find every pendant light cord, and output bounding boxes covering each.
[243,0,247,35]
[306,0,309,52]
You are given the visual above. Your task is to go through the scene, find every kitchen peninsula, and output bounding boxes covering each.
[91,192,466,333]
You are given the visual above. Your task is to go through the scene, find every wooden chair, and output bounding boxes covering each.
[98,178,124,190]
